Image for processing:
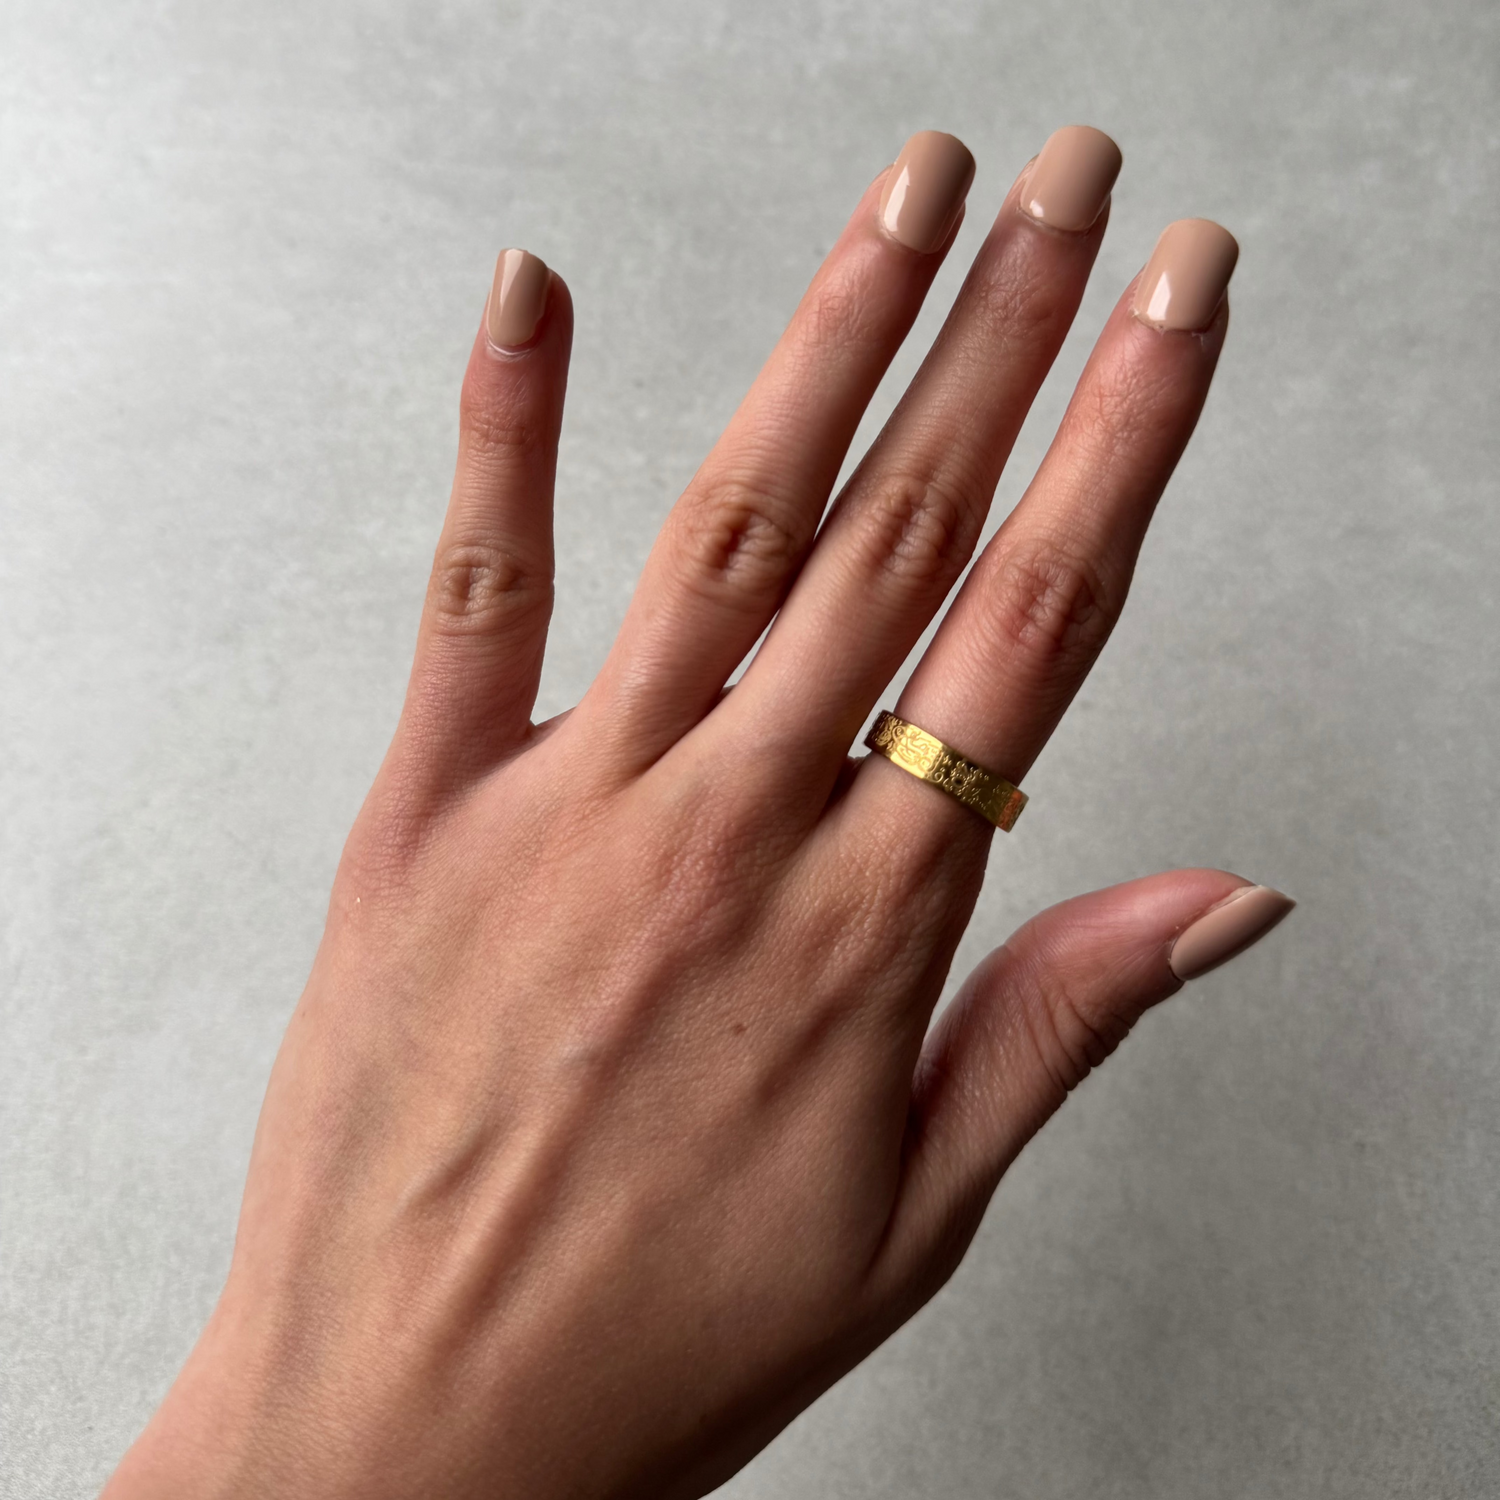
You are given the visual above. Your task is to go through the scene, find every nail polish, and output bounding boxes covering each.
[878,131,976,254]
[1131,218,1239,331]
[487,248,550,350]
[1019,125,1122,232]
[1168,885,1296,982]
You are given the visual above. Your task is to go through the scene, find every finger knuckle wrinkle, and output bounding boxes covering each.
[976,273,1064,350]
[989,540,1116,670]
[1024,963,1129,1097]
[458,394,544,461]
[428,542,551,632]
[802,267,872,349]
[857,471,974,592]
[1078,377,1137,447]
[676,479,805,600]
[1075,365,1175,454]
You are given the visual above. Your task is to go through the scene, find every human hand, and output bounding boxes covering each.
[104,126,1293,1500]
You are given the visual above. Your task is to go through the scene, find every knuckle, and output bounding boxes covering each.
[1074,376,1137,457]
[1072,359,1184,463]
[1019,954,1131,1097]
[335,807,426,903]
[862,820,984,945]
[604,820,763,971]
[799,262,874,351]
[331,768,453,907]
[851,467,978,596]
[974,269,1068,353]
[985,535,1119,674]
[458,385,545,464]
[671,473,808,605]
[426,540,551,635]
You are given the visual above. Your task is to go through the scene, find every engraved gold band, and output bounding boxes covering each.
[863,711,1028,831]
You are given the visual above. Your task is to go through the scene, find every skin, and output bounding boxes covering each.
[104,147,1248,1500]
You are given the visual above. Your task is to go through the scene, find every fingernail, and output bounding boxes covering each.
[878,131,976,253]
[1131,218,1239,331]
[486,248,550,350]
[1168,885,1296,982]
[1019,125,1122,232]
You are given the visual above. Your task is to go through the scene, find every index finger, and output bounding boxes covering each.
[583,132,976,772]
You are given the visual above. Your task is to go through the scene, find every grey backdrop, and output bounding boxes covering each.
[3,0,1497,1494]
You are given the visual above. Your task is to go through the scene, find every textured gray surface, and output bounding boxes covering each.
[3,0,1498,1494]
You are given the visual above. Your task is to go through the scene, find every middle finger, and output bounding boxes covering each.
[708,127,1123,803]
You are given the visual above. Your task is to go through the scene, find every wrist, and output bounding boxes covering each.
[103,1303,569,1500]
[104,1305,313,1500]
[103,1357,260,1500]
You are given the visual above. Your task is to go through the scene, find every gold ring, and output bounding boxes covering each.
[863,711,1028,831]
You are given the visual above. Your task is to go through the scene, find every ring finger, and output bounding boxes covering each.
[848,216,1239,851]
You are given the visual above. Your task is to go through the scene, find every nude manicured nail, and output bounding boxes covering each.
[487,248,550,350]
[1019,125,1122,232]
[878,131,976,253]
[1132,218,1239,331]
[1168,885,1296,982]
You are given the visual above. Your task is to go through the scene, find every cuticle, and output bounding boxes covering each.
[1160,887,1255,980]
[483,333,539,359]
[1130,285,1231,339]
[1015,196,1109,239]
[1011,160,1111,238]
[1200,883,1259,919]
[1127,306,1170,334]
[1128,305,1216,339]
[1164,883,1257,949]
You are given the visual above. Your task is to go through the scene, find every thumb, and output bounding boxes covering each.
[870,869,1295,1310]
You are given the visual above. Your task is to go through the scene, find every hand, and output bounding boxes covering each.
[105,127,1293,1500]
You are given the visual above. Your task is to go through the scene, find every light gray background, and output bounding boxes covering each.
[3,0,1497,1494]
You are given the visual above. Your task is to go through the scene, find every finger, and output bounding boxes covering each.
[868,870,1296,1308]
[714,127,1123,805]
[851,219,1237,848]
[400,249,573,776]
[585,132,976,771]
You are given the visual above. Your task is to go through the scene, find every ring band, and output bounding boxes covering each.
[863,711,1028,831]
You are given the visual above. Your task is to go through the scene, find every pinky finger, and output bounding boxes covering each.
[869,870,1295,1311]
